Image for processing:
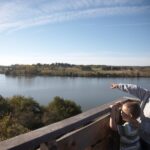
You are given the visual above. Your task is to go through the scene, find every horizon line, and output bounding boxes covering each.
[0,63,150,67]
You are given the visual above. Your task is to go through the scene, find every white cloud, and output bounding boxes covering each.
[0,0,149,32]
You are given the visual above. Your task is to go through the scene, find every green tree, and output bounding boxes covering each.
[8,96,43,130]
[0,95,10,117]
[0,115,29,141]
[42,96,82,125]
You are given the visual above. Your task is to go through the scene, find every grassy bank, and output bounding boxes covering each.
[1,63,150,77]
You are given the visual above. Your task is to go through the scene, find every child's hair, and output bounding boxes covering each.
[123,101,141,119]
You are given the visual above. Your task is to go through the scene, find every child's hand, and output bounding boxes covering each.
[109,105,114,108]
[113,102,122,107]
[111,83,119,89]
[109,104,119,110]
[110,104,121,124]
[115,101,122,107]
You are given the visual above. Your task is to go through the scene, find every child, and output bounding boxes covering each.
[109,101,141,150]
[111,83,150,149]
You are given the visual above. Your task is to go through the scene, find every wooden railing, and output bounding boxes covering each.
[0,97,133,150]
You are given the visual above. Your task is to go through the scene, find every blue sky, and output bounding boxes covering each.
[0,0,150,66]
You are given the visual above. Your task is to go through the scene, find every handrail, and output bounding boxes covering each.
[0,97,132,150]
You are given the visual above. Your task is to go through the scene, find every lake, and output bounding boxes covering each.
[0,74,149,111]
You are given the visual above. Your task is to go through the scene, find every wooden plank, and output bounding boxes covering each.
[91,137,110,150]
[0,97,129,150]
[56,114,111,150]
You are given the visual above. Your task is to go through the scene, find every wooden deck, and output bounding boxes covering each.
[0,97,135,150]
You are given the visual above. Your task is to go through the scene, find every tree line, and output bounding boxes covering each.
[0,95,81,141]
[0,63,150,77]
